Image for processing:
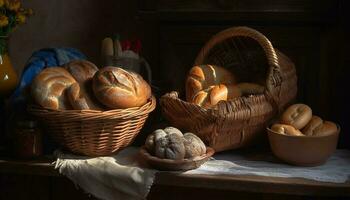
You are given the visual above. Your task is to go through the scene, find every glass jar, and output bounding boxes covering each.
[13,120,42,158]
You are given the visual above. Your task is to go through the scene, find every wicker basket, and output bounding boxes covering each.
[160,27,297,152]
[28,96,156,156]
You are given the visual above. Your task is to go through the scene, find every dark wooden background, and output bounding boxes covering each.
[1,0,349,199]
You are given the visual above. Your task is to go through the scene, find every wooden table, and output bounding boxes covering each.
[0,157,349,200]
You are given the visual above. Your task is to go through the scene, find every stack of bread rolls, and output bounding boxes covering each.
[186,64,265,108]
[31,60,151,110]
[271,104,338,137]
[145,127,207,160]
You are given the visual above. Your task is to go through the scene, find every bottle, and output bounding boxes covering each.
[13,119,42,158]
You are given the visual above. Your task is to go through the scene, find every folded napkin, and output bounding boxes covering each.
[55,147,156,200]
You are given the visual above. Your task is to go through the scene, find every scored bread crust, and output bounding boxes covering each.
[92,66,151,109]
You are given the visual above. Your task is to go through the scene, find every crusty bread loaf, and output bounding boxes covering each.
[186,65,236,102]
[64,60,104,110]
[191,84,241,108]
[92,67,151,109]
[280,104,312,129]
[31,67,76,110]
[271,124,304,136]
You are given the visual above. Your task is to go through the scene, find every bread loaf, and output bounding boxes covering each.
[92,67,151,109]
[186,64,236,102]
[65,60,104,110]
[31,67,76,110]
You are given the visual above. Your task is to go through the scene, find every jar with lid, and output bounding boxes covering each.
[13,119,42,158]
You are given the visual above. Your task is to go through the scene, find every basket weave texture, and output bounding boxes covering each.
[29,96,156,156]
[160,27,297,152]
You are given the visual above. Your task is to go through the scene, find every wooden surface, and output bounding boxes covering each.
[0,157,349,197]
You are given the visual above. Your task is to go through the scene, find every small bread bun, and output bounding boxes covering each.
[271,124,304,136]
[183,132,206,158]
[301,116,323,136]
[191,84,241,108]
[302,116,338,136]
[281,104,312,129]
[186,64,236,102]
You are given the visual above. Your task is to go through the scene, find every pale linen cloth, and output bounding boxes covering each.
[187,149,350,183]
[54,147,156,200]
[55,147,350,200]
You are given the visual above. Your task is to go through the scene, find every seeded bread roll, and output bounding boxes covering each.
[31,67,76,110]
[92,67,151,109]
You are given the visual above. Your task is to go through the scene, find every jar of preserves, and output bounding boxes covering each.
[13,120,42,158]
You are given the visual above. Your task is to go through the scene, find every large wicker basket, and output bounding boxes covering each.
[160,27,297,152]
[29,96,156,156]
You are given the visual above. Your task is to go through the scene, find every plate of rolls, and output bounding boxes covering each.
[29,60,156,156]
[267,103,340,166]
[140,127,215,171]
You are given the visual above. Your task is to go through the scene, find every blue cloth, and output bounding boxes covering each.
[11,48,86,101]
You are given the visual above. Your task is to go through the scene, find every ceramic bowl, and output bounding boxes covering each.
[267,126,340,166]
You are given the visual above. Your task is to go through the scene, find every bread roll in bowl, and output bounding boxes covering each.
[92,67,152,109]
[281,104,312,129]
[302,116,338,136]
[31,67,76,110]
[186,64,236,102]
[271,124,304,136]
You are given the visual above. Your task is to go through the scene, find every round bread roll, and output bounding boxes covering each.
[186,64,236,102]
[302,116,337,136]
[191,84,241,108]
[31,67,76,110]
[145,127,184,158]
[281,104,312,129]
[92,67,151,109]
[65,60,104,110]
[183,132,206,158]
[271,124,304,136]
[153,128,185,160]
[301,116,323,136]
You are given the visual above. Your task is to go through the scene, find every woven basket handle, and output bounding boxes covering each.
[194,26,282,97]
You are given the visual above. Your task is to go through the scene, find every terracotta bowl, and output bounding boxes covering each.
[267,126,340,166]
